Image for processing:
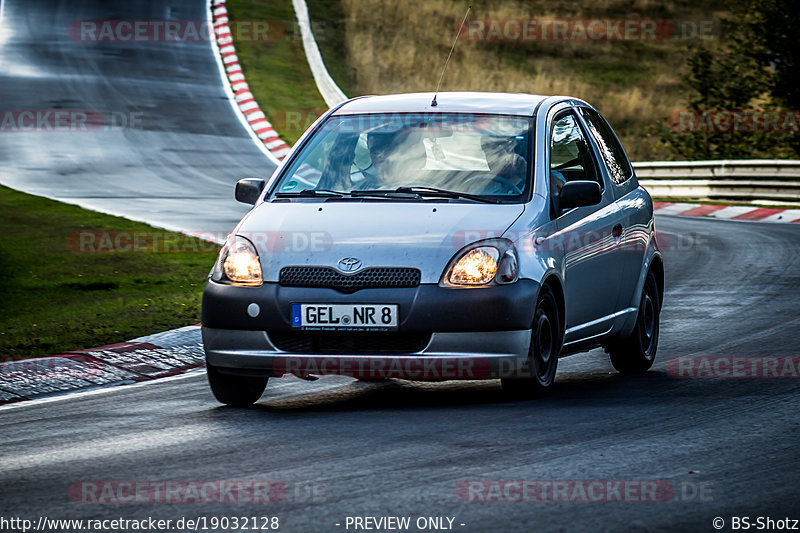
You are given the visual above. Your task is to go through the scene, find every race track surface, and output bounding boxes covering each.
[1,1,799,532]
[0,0,276,234]
[2,217,799,531]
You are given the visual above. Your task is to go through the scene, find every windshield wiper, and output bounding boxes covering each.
[273,187,501,204]
[394,186,501,204]
[350,189,423,200]
[274,189,347,198]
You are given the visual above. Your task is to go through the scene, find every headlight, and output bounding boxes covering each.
[442,240,518,287]
[211,235,262,286]
[448,247,499,285]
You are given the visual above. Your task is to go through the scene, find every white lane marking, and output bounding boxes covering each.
[653,203,699,216]
[0,369,362,412]
[706,206,761,219]
[760,209,800,223]
[292,0,347,107]
[0,369,206,412]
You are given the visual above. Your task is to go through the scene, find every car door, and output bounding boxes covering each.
[545,109,625,342]
[577,106,645,312]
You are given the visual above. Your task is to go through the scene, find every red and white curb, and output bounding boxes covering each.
[212,0,292,160]
[654,202,800,223]
[0,325,204,405]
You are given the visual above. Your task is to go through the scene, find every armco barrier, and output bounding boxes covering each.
[633,160,800,204]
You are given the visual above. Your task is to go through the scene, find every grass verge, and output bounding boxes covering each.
[226,0,347,145]
[0,185,218,360]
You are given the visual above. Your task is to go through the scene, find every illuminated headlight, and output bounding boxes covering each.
[443,240,518,287]
[448,247,499,285]
[211,235,262,286]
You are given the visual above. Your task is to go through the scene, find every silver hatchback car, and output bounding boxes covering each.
[202,92,664,406]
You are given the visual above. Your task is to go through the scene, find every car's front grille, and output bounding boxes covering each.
[268,331,431,354]
[279,266,421,293]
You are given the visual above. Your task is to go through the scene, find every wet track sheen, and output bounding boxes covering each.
[1,1,800,532]
[0,0,276,233]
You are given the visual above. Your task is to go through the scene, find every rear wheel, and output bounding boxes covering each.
[607,270,661,373]
[501,285,561,397]
[207,364,268,407]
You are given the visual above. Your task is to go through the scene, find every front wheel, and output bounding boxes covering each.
[207,364,268,406]
[501,285,561,397]
[606,270,661,373]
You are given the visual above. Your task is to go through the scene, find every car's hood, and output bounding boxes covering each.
[236,201,525,283]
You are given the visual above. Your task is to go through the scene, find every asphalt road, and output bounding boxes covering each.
[0,0,276,234]
[1,0,800,532]
[2,215,799,532]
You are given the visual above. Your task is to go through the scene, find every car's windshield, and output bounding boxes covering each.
[271,113,533,202]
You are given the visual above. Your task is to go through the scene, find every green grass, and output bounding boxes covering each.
[226,0,337,144]
[0,186,218,360]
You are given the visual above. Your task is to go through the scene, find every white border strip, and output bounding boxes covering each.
[292,0,347,107]
[653,202,800,223]
[0,369,205,411]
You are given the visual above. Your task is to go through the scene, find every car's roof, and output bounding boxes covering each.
[332,92,551,117]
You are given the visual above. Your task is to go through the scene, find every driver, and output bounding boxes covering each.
[357,130,426,190]
[480,136,527,193]
[356,131,396,190]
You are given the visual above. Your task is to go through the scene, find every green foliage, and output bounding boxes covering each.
[660,1,800,159]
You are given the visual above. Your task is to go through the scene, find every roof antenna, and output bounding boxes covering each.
[431,6,471,107]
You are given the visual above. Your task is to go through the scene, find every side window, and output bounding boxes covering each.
[549,112,600,216]
[578,107,633,185]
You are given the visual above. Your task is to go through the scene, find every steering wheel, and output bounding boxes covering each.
[463,173,524,195]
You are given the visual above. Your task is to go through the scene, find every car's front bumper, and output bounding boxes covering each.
[202,279,539,332]
[201,279,539,380]
[203,327,532,380]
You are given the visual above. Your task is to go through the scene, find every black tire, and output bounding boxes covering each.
[501,285,561,397]
[207,364,268,407]
[607,270,661,373]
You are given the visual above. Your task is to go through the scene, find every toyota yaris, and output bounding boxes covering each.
[202,92,664,406]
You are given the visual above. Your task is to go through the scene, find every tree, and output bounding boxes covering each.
[660,1,798,159]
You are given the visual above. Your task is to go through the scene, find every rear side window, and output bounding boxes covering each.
[578,107,632,185]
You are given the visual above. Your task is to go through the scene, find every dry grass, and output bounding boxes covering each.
[339,0,730,160]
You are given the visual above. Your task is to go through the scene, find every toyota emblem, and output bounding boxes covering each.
[337,257,362,272]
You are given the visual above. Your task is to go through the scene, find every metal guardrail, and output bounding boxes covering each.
[632,159,800,204]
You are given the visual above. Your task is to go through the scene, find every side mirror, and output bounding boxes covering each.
[559,180,602,210]
[235,178,266,205]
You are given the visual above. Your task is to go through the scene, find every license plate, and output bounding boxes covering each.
[291,304,399,330]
